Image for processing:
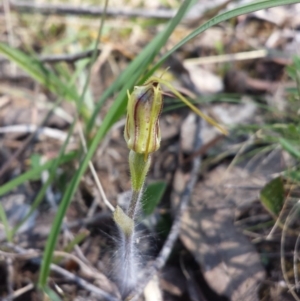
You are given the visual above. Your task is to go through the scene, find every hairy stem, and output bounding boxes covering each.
[127,190,141,219]
[113,151,151,296]
[128,151,151,219]
[113,206,138,298]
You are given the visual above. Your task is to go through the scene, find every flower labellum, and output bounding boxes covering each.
[124,79,163,159]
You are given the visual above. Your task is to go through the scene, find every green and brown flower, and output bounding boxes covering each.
[124,79,163,159]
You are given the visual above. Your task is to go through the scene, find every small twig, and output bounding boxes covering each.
[184,49,292,66]
[2,244,120,301]
[0,247,38,259]
[63,226,94,267]
[9,1,176,19]
[0,209,109,244]
[69,0,114,213]
[40,49,101,63]
[1,247,106,281]
[52,251,101,279]
[294,232,300,291]
[0,98,63,178]
[5,257,14,301]
[183,134,224,164]
[77,122,115,212]
[0,133,31,178]
[0,45,120,65]
[0,124,72,141]
[2,283,35,301]
[129,116,202,301]
[0,95,11,109]
[84,119,126,219]
[65,212,110,228]
[0,49,100,64]
[50,264,120,301]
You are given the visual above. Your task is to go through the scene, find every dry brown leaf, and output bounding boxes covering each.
[173,164,267,301]
[183,64,223,94]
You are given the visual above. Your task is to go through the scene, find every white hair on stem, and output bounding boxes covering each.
[114,227,139,298]
[113,205,140,299]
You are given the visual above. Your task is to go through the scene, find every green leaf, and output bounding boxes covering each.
[260,177,285,216]
[279,138,300,159]
[143,181,167,216]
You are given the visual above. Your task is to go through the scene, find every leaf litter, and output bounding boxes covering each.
[1,1,300,301]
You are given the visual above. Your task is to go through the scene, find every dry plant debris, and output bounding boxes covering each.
[1,0,300,301]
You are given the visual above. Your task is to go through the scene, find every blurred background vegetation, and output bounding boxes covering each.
[1,0,300,300]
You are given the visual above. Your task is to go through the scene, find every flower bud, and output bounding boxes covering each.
[124,80,163,158]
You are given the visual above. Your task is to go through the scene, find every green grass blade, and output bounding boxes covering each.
[43,287,62,301]
[0,43,80,103]
[1,53,91,237]
[150,0,300,74]
[38,0,193,287]
[11,122,77,237]
[38,164,77,287]
[39,0,297,288]
[89,0,297,133]
[0,152,76,197]
[87,0,194,132]
[0,203,12,242]
[279,138,300,159]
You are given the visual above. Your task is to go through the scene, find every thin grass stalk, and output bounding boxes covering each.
[38,0,110,289]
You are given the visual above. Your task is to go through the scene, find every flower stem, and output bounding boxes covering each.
[128,150,151,219]
[127,190,140,219]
